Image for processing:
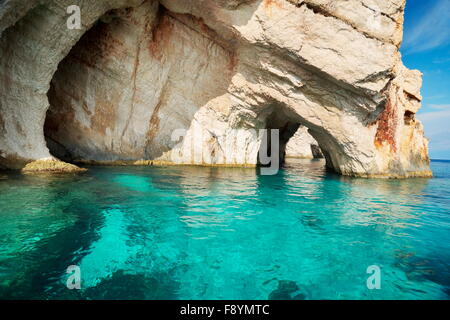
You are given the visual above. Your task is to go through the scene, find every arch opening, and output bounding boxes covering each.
[257,108,329,174]
[44,0,238,166]
[284,126,324,161]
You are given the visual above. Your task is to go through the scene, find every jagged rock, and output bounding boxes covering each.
[277,280,299,293]
[268,280,304,300]
[0,0,432,177]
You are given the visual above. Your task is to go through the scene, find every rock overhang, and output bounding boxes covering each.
[0,0,432,178]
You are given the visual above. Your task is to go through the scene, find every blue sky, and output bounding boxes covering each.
[402,0,450,159]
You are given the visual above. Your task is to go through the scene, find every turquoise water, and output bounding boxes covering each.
[0,159,449,300]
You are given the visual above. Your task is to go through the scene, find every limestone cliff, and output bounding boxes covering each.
[0,0,432,177]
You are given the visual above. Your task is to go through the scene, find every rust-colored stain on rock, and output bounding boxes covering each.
[148,12,174,60]
[374,98,398,153]
[264,0,281,9]
[146,98,164,144]
[228,52,238,73]
[69,20,127,70]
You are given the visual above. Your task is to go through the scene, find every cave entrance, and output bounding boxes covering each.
[258,110,326,173]
[284,126,324,161]
[44,1,236,165]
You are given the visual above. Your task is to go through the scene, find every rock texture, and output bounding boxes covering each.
[285,126,323,159]
[0,0,432,177]
[22,158,87,174]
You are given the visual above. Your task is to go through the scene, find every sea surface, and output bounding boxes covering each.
[0,159,449,300]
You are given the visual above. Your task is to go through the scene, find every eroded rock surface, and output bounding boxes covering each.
[0,0,432,177]
[22,158,87,174]
[285,126,323,159]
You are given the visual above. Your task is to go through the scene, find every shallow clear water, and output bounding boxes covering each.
[0,159,449,300]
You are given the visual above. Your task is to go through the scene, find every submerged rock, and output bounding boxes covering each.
[0,0,432,178]
[81,270,179,300]
[292,293,306,300]
[268,289,292,300]
[268,280,307,300]
[278,280,299,293]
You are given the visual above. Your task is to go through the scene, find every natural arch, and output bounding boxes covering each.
[0,0,432,178]
[45,1,236,165]
[285,126,324,160]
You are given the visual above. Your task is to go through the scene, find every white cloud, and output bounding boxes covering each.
[428,104,450,110]
[403,0,450,54]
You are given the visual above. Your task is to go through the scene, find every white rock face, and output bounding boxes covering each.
[0,0,432,177]
[0,0,144,169]
[285,126,323,159]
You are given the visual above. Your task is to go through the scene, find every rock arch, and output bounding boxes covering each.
[0,0,432,178]
[285,126,324,160]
